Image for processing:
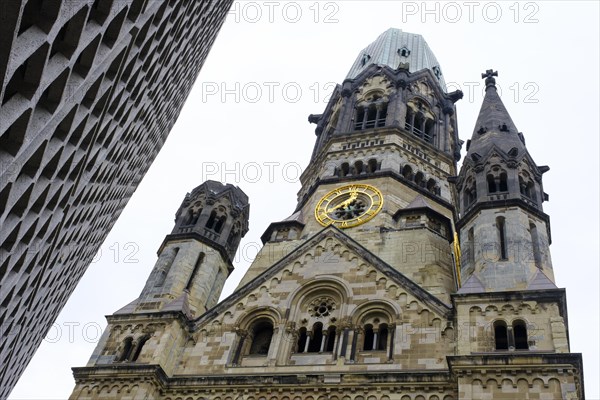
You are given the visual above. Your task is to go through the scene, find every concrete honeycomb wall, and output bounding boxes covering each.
[0,1,232,397]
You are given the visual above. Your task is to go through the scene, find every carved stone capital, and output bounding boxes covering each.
[234,327,248,338]
[506,160,518,169]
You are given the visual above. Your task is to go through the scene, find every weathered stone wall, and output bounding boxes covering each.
[0,1,233,396]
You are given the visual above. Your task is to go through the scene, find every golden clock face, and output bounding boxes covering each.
[315,184,383,228]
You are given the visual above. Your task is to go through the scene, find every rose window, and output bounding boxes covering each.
[309,297,336,318]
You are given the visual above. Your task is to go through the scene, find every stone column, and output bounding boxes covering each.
[349,329,359,361]
[320,332,327,353]
[388,326,395,361]
[231,330,247,366]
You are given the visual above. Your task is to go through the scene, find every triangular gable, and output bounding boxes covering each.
[459,143,540,180]
[349,65,446,102]
[192,225,453,327]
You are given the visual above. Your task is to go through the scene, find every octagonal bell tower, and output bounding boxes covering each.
[136,180,249,317]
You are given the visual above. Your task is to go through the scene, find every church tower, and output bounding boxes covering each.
[72,181,249,395]
[454,70,554,292]
[69,29,584,400]
[136,180,249,317]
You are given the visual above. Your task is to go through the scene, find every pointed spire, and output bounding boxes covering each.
[467,70,526,157]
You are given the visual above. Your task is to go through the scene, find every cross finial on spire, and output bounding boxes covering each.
[481,69,498,79]
[481,69,498,90]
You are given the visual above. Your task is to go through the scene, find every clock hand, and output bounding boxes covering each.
[328,191,358,213]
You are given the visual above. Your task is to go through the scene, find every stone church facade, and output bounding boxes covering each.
[69,29,584,400]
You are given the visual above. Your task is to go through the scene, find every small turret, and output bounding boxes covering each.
[455,70,555,293]
[133,181,249,317]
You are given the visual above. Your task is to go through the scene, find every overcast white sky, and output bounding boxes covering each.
[10,1,599,398]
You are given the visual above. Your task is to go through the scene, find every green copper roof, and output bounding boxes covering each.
[346,28,446,91]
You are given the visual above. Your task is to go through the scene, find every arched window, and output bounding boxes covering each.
[519,176,526,196]
[405,107,415,131]
[463,189,470,210]
[191,208,201,225]
[354,160,364,175]
[414,172,424,187]
[527,182,536,201]
[402,165,413,180]
[354,106,365,130]
[487,174,497,193]
[340,162,350,177]
[363,324,374,351]
[248,320,274,356]
[367,159,378,173]
[520,175,537,202]
[513,320,529,350]
[464,177,478,208]
[427,178,437,193]
[214,215,227,233]
[308,323,323,353]
[414,112,425,137]
[326,326,336,352]
[117,337,133,362]
[494,321,508,350]
[365,104,377,128]
[297,327,308,353]
[356,102,387,130]
[377,323,388,350]
[496,216,507,260]
[227,222,241,247]
[131,335,149,362]
[424,118,435,143]
[206,210,217,229]
[184,209,194,226]
[377,103,388,127]
[499,173,508,192]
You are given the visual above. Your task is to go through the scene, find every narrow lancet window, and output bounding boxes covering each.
[308,323,323,353]
[468,228,475,265]
[326,326,336,352]
[185,252,204,291]
[496,216,507,260]
[131,336,149,362]
[363,324,374,351]
[494,321,508,350]
[117,337,133,362]
[297,327,308,353]
[513,320,529,350]
[377,324,388,351]
[530,222,542,268]
[499,173,508,192]
[487,174,497,193]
